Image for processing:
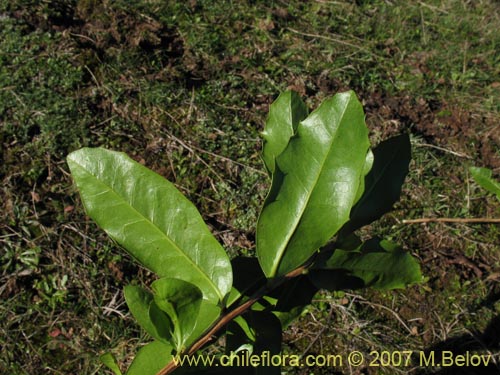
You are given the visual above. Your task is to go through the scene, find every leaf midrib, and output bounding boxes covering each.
[270,96,351,276]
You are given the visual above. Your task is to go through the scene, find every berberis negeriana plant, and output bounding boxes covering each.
[67,90,421,375]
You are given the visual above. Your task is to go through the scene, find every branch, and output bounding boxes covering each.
[155,265,309,375]
[402,217,500,224]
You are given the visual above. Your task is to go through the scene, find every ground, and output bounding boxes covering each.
[0,1,499,374]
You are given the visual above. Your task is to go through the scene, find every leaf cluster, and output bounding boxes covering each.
[67,90,421,375]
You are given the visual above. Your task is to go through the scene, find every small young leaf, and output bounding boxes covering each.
[311,238,422,290]
[152,278,203,351]
[341,133,411,236]
[124,285,171,342]
[100,352,123,375]
[257,91,370,277]
[67,148,232,303]
[262,91,308,174]
[126,340,173,375]
[470,166,500,200]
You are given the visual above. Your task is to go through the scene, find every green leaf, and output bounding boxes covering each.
[261,91,308,174]
[257,91,370,277]
[123,273,220,353]
[173,367,241,375]
[100,352,123,375]
[226,311,282,375]
[124,285,172,342]
[152,278,203,351]
[126,340,173,375]
[184,300,221,348]
[309,267,366,291]
[269,275,318,329]
[311,238,422,290]
[67,147,232,303]
[341,133,411,236]
[226,257,267,307]
[470,166,500,200]
[353,149,374,205]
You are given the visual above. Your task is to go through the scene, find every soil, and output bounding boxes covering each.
[364,92,500,170]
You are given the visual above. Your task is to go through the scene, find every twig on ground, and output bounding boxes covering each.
[413,142,473,159]
[403,218,500,224]
[286,27,378,57]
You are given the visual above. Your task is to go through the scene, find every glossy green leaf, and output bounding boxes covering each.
[184,300,221,348]
[311,238,422,290]
[225,288,242,309]
[126,340,173,375]
[470,166,500,200]
[152,278,202,351]
[100,352,123,375]
[340,134,411,236]
[353,149,374,205]
[67,147,232,303]
[123,285,171,343]
[257,91,370,277]
[262,91,308,174]
[149,280,220,352]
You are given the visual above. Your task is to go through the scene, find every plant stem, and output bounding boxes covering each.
[155,265,308,375]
